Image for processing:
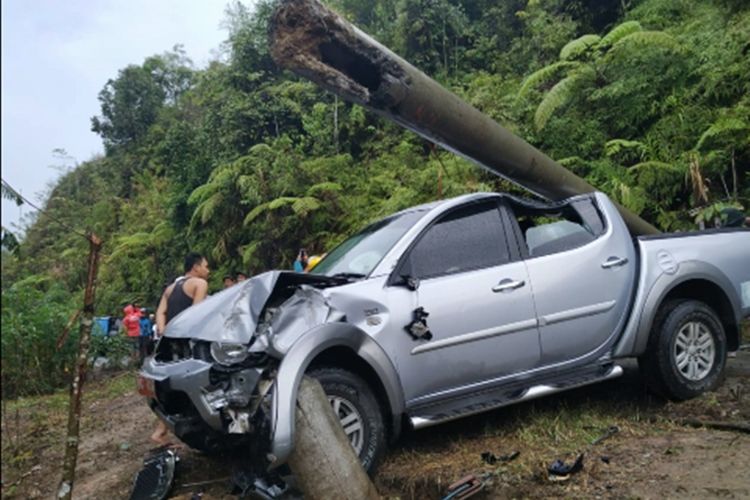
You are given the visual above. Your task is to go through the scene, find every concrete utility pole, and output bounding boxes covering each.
[269,0,659,236]
[289,377,380,499]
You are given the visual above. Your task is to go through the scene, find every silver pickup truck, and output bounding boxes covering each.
[140,191,749,473]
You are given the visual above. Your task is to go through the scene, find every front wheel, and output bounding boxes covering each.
[639,300,727,400]
[308,367,386,475]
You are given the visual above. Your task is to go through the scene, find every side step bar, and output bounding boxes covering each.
[410,364,623,430]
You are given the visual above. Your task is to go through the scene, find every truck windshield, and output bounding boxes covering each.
[312,210,427,278]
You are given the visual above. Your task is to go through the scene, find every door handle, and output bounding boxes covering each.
[602,256,628,269]
[492,279,525,292]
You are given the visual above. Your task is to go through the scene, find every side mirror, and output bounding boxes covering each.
[401,275,420,291]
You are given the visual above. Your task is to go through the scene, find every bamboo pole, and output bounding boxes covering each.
[57,234,102,500]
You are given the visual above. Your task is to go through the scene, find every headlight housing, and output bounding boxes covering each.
[210,342,249,366]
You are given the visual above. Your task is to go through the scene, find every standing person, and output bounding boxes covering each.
[222,274,236,289]
[293,248,308,273]
[139,309,153,360]
[122,304,141,361]
[151,252,210,445]
[235,271,248,282]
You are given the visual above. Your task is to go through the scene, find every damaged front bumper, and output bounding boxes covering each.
[139,345,276,454]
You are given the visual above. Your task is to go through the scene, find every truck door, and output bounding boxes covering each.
[390,200,541,406]
[509,195,636,366]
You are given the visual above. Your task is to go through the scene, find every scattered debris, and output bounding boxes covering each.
[481,450,520,465]
[729,384,742,402]
[547,453,584,482]
[441,474,485,500]
[591,425,620,445]
[229,464,290,499]
[129,448,178,500]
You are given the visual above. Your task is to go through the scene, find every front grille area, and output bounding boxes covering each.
[155,338,213,362]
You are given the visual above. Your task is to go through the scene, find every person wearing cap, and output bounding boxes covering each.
[304,253,326,272]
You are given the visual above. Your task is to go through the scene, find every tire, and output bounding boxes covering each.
[639,300,727,400]
[308,367,386,474]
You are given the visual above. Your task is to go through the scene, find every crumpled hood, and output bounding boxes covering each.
[164,270,341,344]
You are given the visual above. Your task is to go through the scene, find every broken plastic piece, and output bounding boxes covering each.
[230,465,289,499]
[441,474,485,500]
[405,307,432,340]
[129,448,178,500]
[481,450,520,465]
[547,453,584,482]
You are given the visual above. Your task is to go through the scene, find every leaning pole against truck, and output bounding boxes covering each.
[268,0,659,236]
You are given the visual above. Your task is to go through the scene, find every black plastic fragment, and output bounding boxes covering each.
[405,307,432,340]
[547,453,584,481]
[129,448,178,500]
[481,450,520,465]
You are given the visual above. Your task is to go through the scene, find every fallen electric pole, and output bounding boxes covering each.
[269,0,659,236]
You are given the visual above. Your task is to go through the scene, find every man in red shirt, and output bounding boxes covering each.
[122,304,141,360]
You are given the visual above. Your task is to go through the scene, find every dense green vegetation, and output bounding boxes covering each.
[2,0,748,398]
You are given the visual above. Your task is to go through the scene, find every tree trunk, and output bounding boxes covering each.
[57,234,102,500]
[287,376,380,500]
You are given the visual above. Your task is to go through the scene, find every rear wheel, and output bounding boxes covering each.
[308,367,386,474]
[639,300,727,400]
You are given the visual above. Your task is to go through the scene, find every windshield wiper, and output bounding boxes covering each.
[330,272,366,281]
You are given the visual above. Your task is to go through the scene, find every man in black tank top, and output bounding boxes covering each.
[151,252,209,445]
[155,252,210,335]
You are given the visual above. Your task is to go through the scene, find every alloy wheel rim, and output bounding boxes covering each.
[674,321,715,381]
[328,395,364,455]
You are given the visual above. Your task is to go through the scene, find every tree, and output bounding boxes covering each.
[517,20,684,132]
[91,48,194,152]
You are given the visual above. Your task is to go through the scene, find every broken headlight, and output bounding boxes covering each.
[210,342,249,366]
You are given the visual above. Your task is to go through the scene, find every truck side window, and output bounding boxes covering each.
[511,198,604,258]
[408,202,510,279]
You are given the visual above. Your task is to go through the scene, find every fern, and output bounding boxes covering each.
[612,31,683,54]
[306,182,343,197]
[629,161,681,173]
[534,68,595,130]
[517,61,580,100]
[243,201,272,226]
[291,197,321,216]
[108,232,152,260]
[598,21,642,48]
[696,116,749,150]
[191,192,224,226]
[605,139,647,158]
[560,34,601,61]
[267,197,297,210]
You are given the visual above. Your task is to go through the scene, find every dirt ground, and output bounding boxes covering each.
[2,347,749,499]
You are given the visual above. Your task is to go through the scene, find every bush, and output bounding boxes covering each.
[1,281,79,399]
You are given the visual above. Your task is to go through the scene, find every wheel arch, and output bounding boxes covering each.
[308,345,402,443]
[268,322,404,468]
[634,270,740,355]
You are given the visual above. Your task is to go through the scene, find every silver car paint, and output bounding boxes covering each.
[613,230,750,357]
[143,191,749,470]
[523,192,637,365]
